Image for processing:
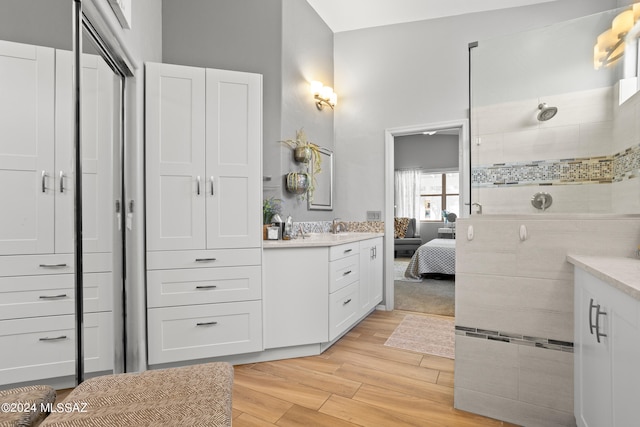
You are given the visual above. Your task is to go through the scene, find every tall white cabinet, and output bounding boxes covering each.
[0,40,116,386]
[145,62,263,366]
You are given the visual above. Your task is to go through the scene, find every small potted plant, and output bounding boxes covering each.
[263,197,282,225]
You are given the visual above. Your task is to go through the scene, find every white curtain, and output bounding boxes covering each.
[394,169,421,220]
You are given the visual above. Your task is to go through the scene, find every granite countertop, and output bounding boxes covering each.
[567,254,640,301]
[263,232,384,248]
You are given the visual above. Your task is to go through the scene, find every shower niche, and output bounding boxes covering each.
[470,5,640,215]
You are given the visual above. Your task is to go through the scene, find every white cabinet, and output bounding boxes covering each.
[574,267,640,427]
[0,41,55,255]
[264,236,383,348]
[359,237,383,317]
[145,63,262,252]
[0,41,116,386]
[145,62,263,365]
[263,248,328,349]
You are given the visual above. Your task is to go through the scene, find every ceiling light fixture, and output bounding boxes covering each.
[594,4,640,69]
[310,81,337,110]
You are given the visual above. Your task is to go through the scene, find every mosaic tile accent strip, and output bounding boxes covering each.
[472,143,640,187]
[455,325,574,353]
[293,221,385,234]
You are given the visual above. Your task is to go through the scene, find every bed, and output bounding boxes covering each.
[404,238,455,279]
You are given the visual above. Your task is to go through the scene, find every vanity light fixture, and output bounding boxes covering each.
[310,80,337,110]
[594,4,640,69]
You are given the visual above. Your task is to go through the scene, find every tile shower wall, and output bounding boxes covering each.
[471,86,640,213]
[454,215,640,427]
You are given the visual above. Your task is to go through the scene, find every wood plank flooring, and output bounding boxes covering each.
[232,310,517,426]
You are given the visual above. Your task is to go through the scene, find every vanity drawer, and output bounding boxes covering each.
[329,281,360,341]
[329,242,360,261]
[0,273,112,320]
[329,254,359,293]
[147,248,261,270]
[147,300,262,365]
[147,266,261,308]
[0,312,113,385]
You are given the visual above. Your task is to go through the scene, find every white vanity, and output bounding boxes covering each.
[263,233,383,352]
[568,255,640,427]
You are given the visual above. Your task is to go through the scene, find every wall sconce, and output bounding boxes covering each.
[594,4,640,69]
[310,81,337,110]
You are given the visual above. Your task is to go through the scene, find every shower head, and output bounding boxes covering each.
[537,103,558,121]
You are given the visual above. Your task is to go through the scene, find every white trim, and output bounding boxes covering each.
[384,119,469,311]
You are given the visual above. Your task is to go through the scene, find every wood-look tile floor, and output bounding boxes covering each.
[232,310,518,426]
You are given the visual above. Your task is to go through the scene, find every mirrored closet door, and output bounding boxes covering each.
[0,0,126,390]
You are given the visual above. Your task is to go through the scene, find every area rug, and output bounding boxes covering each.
[394,278,455,316]
[394,259,422,282]
[384,314,455,359]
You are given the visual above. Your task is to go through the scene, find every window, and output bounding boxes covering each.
[419,172,459,221]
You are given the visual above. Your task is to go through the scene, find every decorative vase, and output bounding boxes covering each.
[294,146,312,163]
[285,172,309,194]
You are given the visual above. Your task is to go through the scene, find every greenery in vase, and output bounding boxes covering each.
[263,197,282,224]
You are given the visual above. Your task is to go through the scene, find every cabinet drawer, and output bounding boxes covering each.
[0,254,74,277]
[0,273,113,320]
[329,281,360,341]
[329,242,360,262]
[147,248,261,270]
[0,312,113,386]
[147,300,262,365]
[147,266,261,308]
[329,254,359,293]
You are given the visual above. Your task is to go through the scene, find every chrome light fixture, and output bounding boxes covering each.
[594,4,640,69]
[310,80,337,110]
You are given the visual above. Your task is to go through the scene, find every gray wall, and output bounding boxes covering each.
[0,0,71,49]
[280,0,334,221]
[394,133,458,171]
[162,0,334,222]
[333,0,618,221]
[162,0,283,203]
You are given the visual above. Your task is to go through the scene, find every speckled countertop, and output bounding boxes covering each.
[567,254,640,301]
[263,232,383,249]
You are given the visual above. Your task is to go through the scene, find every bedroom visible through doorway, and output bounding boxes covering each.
[384,119,469,316]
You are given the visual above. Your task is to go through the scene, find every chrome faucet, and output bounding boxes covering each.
[471,202,482,215]
[332,218,347,234]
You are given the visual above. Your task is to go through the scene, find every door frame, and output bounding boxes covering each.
[383,119,469,311]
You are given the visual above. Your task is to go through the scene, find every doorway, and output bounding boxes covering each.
[383,120,469,312]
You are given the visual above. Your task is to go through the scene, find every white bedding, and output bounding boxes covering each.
[404,238,455,278]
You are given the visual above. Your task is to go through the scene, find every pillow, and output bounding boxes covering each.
[394,217,410,239]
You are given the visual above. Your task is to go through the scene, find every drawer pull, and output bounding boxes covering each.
[343,298,352,305]
[39,294,68,299]
[39,335,67,342]
[39,263,68,268]
[343,270,352,276]
[196,321,218,326]
[195,258,217,262]
[344,249,353,253]
[195,285,217,290]
[588,298,596,335]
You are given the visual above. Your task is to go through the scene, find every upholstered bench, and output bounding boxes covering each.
[0,385,56,427]
[40,362,233,427]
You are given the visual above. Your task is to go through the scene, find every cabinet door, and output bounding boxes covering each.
[0,41,55,255]
[359,238,383,316]
[205,69,261,249]
[574,269,611,427]
[55,51,115,254]
[146,62,206,251]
